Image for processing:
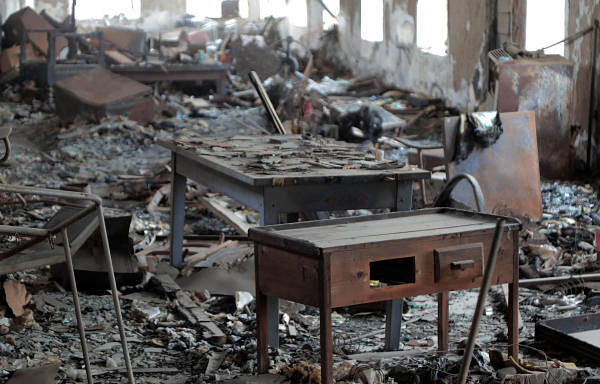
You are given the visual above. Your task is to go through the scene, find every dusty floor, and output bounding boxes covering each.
[0,90,600,383]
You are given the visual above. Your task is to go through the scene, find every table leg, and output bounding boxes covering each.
[508,282,519,358]
[438,291,449,351]
[216,78,227,95]
[169,154,187,268]
[261,205,280,349]
[384,299,403,351]
[256,248,269,373]
[320,256,333,384]
[383,181,413,350]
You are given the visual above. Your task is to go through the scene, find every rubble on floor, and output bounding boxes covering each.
[0,5,600,384]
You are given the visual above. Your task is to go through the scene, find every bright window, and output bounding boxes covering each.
[525,0,565,55]
[186,0,222,20]
[360,0,383,42]
[239,0,249,18]
[260,0,307,26]
[322,0,339,29]
[287,0,307,27]
[259,0,286,18]
[73,0,141,19]
[416,0,447,56]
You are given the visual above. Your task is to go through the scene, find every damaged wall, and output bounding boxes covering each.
[565,0,600,169]
[329,0,493,109]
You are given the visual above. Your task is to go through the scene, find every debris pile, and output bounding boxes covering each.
[0,4,599,384]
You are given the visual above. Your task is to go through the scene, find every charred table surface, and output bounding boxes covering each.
[160,134,429,266]
[161,134,426,184]
[249,208,521,384]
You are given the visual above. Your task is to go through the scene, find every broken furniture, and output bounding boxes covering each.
[0,184,135,384]
[19,30,105,86]
[443,111,542,221]
[160,134,429,349]
[0,125,10,163]
[489,50,574,178]
[53,67,155,123]
[110,62,229,95]
[536,312,600,363]
[249,208,521,384]
[1,7,68,58]
[50,211,141,289]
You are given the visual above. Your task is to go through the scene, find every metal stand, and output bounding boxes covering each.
[0,184,135,384]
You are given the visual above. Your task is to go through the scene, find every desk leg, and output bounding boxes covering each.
[385,299,403,351]
[320,255,333,384]
[508,282,519,358]
[256,247,269,373]
[438,291,449,352]
[169,155,187,268]
[216,78,227,95]
[261,206,280,349]
[384,181,413,350]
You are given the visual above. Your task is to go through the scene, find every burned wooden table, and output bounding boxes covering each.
[111,63,229,95]
[160,135,429,348]
[249,208,521,384]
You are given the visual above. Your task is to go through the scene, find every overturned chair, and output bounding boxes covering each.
[0,184,135,384]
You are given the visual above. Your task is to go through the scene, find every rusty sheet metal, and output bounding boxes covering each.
[444,111,542,221]
[1,7,67,57]
[497,56,574,178]
[54,67,154,122]
[536,313,600,363]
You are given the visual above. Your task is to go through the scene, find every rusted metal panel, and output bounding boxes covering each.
[54,67,154,122]
[497,56,575,178]
[445,111,542,221]
[1,7,67,57]
[536,313,600,363]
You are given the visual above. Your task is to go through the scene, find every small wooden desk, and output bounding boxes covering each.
[160,135,430,350]
[249,208,521,384]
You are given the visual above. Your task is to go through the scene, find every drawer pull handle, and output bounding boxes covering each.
[451,260,475,271]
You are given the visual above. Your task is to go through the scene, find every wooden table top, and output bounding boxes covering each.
[249,208,521,255]
[159,135,430,186]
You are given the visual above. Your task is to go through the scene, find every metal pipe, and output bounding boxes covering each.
[96,205,135,384]
[519,273,600,286]
[458,220,505,384]
[434,173,486,213]
[0,226,48,237]
[0,184,102,204]
[0,137,10,163]
[62,228,94,384]
[587,19,599,171]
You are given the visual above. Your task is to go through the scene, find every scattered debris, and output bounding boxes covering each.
[2,280,31,317]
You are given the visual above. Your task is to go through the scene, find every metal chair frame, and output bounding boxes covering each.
[0,184,135,384]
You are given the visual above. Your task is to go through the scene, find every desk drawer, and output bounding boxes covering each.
[434,243,484,284]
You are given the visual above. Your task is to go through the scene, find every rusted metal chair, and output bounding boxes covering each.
[0,184,135,384]
[0,126,11,163]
